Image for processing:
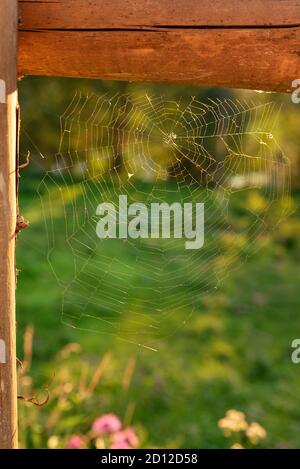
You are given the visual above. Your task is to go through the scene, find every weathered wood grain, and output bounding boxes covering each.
[16,1,300,92]
[18,0,300,29]
[18,27,300,92]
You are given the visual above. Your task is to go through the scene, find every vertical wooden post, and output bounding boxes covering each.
[0,0,18,449]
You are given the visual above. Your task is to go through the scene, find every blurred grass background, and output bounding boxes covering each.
[16,77,300,448]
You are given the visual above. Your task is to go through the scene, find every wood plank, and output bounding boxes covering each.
[0,0,18,449]
[18,0,300,29]
[18,28,300,92]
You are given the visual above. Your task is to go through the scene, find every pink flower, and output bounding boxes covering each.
[111,427,139,449]
[111,439,131,449]
[67,434,85,449]
[92,413,122,435]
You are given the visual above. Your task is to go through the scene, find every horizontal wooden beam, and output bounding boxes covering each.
[18,0,300,28]
[18,0,300,92]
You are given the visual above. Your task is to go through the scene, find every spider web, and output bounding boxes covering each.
[32,92,290,350]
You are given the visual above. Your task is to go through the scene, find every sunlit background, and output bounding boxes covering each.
[16,77,300,449]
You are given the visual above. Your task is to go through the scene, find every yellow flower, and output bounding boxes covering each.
[47,435,60,449]
[95,437,105,449]
[218,409,248,436]
[231,443,244,449]
[246,422,267,444]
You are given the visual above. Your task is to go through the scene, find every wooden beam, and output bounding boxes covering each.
[0,0,18,449]
[18,0,300,29]
[18,28,300,92]
[18,1,300,92]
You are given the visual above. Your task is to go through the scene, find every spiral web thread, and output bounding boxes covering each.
[35,92,290,350]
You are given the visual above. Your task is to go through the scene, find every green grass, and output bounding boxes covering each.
[16,174,300,448]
